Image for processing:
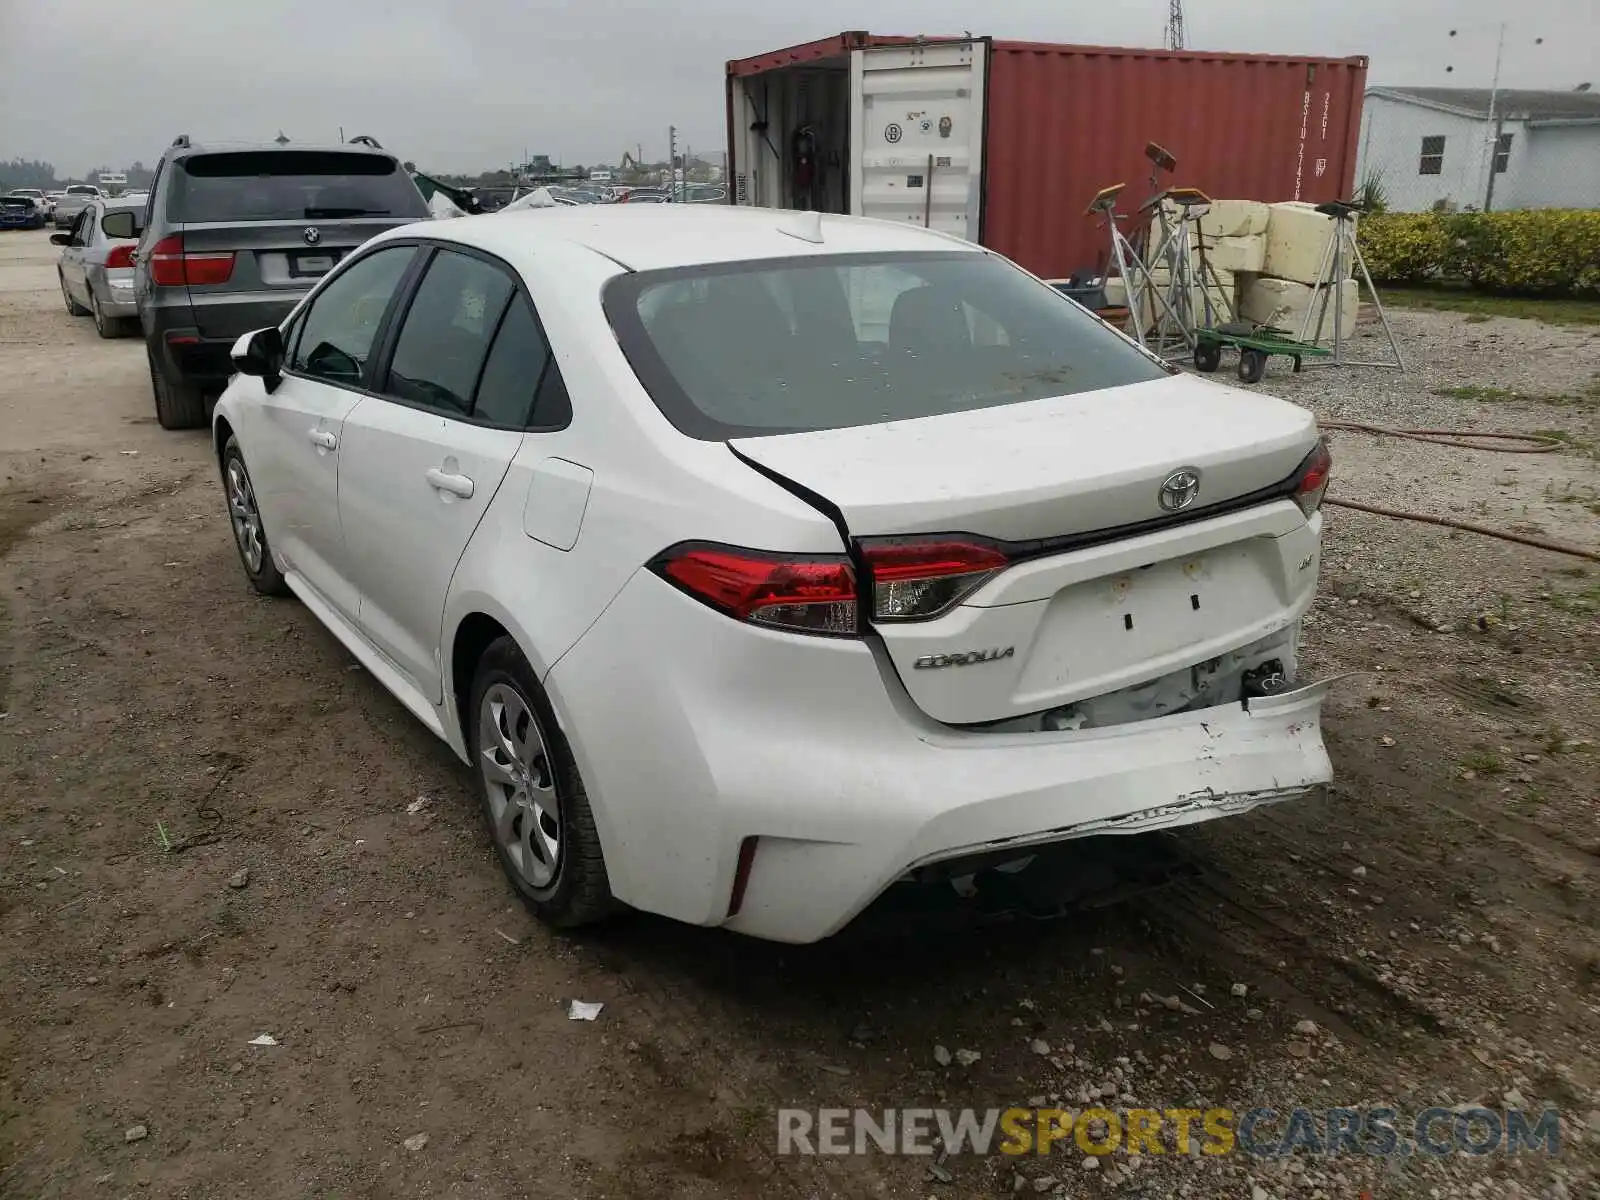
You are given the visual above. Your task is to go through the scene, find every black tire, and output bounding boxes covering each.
[1193,341,1223,373]
[469,636,615,929]
[148,347,207,430]
[90,290,130,339]
[60,271,89,316]
[1237,348,1267,384]
[221,436,289,596]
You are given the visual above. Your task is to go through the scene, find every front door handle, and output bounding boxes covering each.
[308,429,338,451]
[425,468,475,499]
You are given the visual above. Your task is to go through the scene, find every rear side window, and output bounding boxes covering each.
[473,297,553,426]
[169,151,429,223]
[67,185,98,196]
[289,246,416,386]
[605,251,1169,440]
[383,251,515,416]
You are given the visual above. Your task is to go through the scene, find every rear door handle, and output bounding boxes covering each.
[425,468,475,499]
[308,429,337,450]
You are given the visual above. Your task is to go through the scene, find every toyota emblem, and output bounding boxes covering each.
[1158,467,1202,512]
[302,226,322,246]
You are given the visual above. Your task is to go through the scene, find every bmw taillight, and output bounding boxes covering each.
[650,542,859,636]
[858,537,1010,621]
[105,244,136,270]
[148,234,235,286]
[1292,439,1332,517]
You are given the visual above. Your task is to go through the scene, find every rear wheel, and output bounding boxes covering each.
[90,290,131,338]
[221,436,288,596]
[148,347,207,430]
[1236,348,1268,384]
[470,636,615,929]
[60,271,88,317]
[1193,341,1222,373]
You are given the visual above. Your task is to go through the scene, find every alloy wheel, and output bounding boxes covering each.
[225,458,264,573]
[479,683,561,889]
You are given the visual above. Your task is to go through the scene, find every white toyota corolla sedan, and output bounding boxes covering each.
[212,205,1333,943]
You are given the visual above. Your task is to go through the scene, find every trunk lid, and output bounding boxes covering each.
[178,217,412,340]
[731,373,1322,725]
[730,373,1316,542]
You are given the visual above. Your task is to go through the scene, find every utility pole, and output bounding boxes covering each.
[668,125,678,195]
[1164,0,1186,51]
[1449,24,1541,212]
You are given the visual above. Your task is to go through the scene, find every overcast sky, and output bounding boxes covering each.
[1,0,1593,176]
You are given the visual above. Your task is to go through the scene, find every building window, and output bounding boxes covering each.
[1419,135,1445,175]
[1493,132,1513,173]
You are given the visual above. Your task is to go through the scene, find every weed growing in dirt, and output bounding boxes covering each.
[1463,751,1505,775]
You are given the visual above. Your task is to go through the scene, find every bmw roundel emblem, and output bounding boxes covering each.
[303,226,322,246]
[1158,467,1202,512]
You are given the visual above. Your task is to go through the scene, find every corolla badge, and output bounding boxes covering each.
[1158,467,1202,512]
[302,226,322,246]
[913,647,1015,670]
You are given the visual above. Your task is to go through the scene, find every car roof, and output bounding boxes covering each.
[393,205,985,273]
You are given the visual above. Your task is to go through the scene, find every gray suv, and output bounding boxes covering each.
[134,136,430,428]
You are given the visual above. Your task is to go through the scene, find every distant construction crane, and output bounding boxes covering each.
[1164,0,1187,50]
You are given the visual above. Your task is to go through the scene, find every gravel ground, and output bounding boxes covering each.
[1,227,1597,1199]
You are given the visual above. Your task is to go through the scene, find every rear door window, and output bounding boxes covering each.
[289,246,417,387]
[169,151,429,223]
[381,250,515,417]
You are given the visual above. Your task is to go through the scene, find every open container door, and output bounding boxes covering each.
[850,40,987,240]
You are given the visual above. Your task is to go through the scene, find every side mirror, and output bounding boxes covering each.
[50,232,72,247]
[231,326,286,392]
[101,210,137,240]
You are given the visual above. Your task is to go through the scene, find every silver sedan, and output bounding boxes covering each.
[53,198,145,338]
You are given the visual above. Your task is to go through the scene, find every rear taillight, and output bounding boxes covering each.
[1292,439,1332,517]
[104,244,135,270]
[859,537,1011,621]
[148,234,235,287]
[650,542,859,636]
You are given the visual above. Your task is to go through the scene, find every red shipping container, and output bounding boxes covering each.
[726,33,1367,279]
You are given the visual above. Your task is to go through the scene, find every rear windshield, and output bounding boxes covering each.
[604,251,1169,440]
[169,151,429,223]
[66,186,99,195]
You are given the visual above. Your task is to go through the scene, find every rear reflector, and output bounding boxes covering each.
[649,542,859,636]
[858,537,1010,622]
[1293,439,1332,517]
[148,234,235,287]
[105,244,136,270]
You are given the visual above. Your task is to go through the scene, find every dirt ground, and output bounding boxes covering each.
[1,226,1597,1200]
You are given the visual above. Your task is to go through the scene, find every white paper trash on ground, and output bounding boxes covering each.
[248,1034,280,1047]
[568,1000,604,1021]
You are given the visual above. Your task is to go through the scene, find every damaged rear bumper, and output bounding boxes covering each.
[724,680,1331,941]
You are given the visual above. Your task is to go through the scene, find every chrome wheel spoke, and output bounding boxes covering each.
[479,683,560,890]
[226,461,264,572]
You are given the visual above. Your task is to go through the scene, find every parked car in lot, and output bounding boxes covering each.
[133,136,431,428]
[8,188,53,219]
[1,195,47,230]
[52,196,145,337]
[52,184,103,229]
[211,206,1332,942]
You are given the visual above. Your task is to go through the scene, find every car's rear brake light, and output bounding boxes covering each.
[1293,439,1332,517]
[104,244,136,270]
[859,537,1011,622]
[147,234,235,286]
[649,542,859,636]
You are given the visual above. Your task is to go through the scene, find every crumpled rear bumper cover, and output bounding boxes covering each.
[552,569,1333,944]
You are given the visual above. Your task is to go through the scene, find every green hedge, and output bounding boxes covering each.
[1357,210,1600,297]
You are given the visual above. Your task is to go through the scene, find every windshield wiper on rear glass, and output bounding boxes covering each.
[303,207,391,218]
